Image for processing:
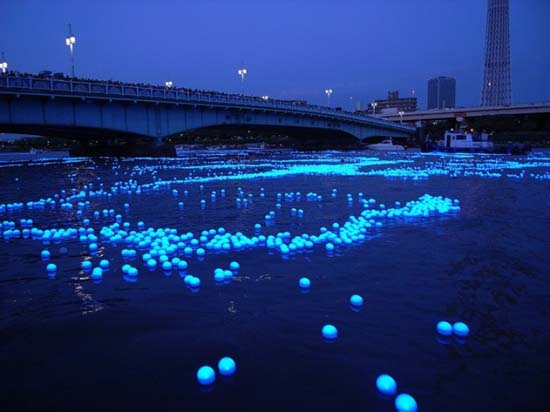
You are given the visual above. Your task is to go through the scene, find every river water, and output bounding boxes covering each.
[1,150,549,412]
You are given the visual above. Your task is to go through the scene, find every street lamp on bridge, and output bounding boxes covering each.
[0,52,7,74]
[325,88,333,106]
[238,67,247,94]
[399,110,405,124]
[261,95,269,101]
[165,81,173,88]
[371,101,378,116]
[65,24,76,78]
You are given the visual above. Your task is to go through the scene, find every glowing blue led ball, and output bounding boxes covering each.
[229,261,240,271]
[99,259,109,269]
[350,294,364,307]
[223,270,233,280]
[196,248,205,257]
[122,264,131,274]
[376,374,397,396]
[196,366,216,386]
[162,261,172,271]
[322,324,338,340]
[89,243,98,252]
[128,267,138,277]
[395,393,418,412]
[299,277,311,289]
[436,321,453,336]
[254,223,261,230]
[41,250,50,260]
[147,259,157,269]
[326,243,335,251]
[178,260,188,271]
[190,277,201,288]
[218,357,236,377]
[452,322,470,337]
[91,267,103,280]
[46,263,57,273]
[214,271,225,282]
[81,261,92,271]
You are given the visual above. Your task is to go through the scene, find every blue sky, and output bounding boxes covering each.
[1,0,549,110]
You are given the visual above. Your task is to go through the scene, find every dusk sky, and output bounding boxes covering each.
[1,0,549,110]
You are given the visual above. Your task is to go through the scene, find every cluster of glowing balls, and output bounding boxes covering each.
[437,320,470,337]
[376,374,418,412]
[197,356,236,386]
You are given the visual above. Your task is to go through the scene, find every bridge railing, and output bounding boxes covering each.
[0,74,412,131]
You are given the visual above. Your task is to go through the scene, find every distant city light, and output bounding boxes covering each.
[238,68,247,94]
[398,110,405,123]
[325,88,333,106]
[165,81,173,88]
[261,95,269,101]
[65,24,76,77]
[0,52,7,74]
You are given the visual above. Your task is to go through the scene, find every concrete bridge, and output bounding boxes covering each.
[380,103,550,123]
[0,74,414,155]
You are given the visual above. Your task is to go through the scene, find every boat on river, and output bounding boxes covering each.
[422,130,531,154]
[366,138,405,151]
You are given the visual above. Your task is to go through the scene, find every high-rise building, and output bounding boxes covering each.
[427,76,456,110]
[481,0,512,106]
[368,91,417,115]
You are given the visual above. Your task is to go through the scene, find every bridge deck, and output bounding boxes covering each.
[0,74,413,133]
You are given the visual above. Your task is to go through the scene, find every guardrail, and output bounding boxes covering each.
[0,75,413,131]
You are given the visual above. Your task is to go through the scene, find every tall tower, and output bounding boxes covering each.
[481,0,512,106]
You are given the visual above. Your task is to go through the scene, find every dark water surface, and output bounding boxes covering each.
[1,151,549,412]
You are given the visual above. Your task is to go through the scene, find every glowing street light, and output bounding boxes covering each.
[325,88,333,106]
[261,95,269,101]
[165,81,173,88]
[371,101,378,116]
[65,24,76,78]
[0,52,7,74]
[238,67,247,94]
[399,110,405,124]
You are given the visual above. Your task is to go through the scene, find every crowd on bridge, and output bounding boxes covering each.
[1,70,378,120]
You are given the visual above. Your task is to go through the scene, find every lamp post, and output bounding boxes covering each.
[398,110,405,124]
[65,24,76,78]
[371,101,378,116]
[261,95,269,101]
[325,88,333,106]
[165,81,173,88]
[238,68,247,94]
[0,52,7,74]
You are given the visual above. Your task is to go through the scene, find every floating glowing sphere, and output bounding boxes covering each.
[376,374,397,396]
[189,277,201,288]
[299,277,311,289]
[196,366,215,385]
[41,250,50,260]
[452,322,470,337]
[229,261,240,271]
[436,321,453,336]
[395,393,418,412]
[46,263,57,273]
[91,267,103,280]
[322,324,338,340]
[350,294,364,307]
[81,261,92,271]
[217,357,236,377]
